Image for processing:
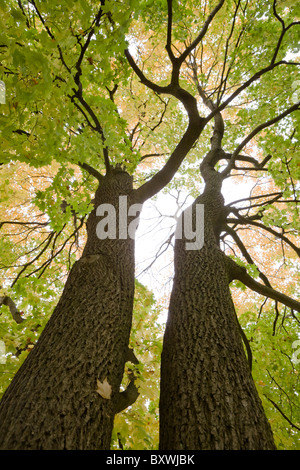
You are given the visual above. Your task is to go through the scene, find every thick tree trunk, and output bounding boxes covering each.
[159,186,276,450]
[0,168,137,450]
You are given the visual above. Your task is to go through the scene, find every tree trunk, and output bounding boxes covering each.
[159,184,277,450]
[0,168,137,450]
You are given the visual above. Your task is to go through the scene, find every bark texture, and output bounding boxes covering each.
[0,168,137,450]
[159,165,277,450]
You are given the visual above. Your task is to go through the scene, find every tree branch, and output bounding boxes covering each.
[125,48,201,121]
[226,191,282,207]
[134,118,204,204]
[264,394,300,431]
[0,296,24,324]
[17,0,30,28]
[271,0,300,65]
[74,6,104,73]
[222,152,272,170]
[70,91,111,172]
[29,0,71,73]
[166,0,176,63]
[0,220,48,229]
[178,0,225,66]
[225,225,272,287]
[190,60,224,149]
[126,43,205,204]
[222,102,300,176]
[35,0,110,175]
[205,60,297,124]
[227,214,300,257]
[11,232,56,287]
[78,162,103,181]
[225,255,300,312]
[115,377,139,414]
[125,49,171,96]
[217,0,242,104]
[237,320,252,371]
[115,348,140,414]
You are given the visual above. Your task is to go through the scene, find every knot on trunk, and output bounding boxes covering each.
[115,348,140,414]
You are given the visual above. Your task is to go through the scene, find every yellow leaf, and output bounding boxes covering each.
[96,378,112,399]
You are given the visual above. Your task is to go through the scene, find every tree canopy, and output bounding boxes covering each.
[0,0,299,450]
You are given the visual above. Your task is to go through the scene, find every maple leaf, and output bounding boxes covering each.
[96,378,112,399]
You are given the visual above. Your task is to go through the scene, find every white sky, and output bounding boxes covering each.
[135,176,254,314]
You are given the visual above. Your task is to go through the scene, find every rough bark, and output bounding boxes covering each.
[159,166,277,450]
[0,168,137,450]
